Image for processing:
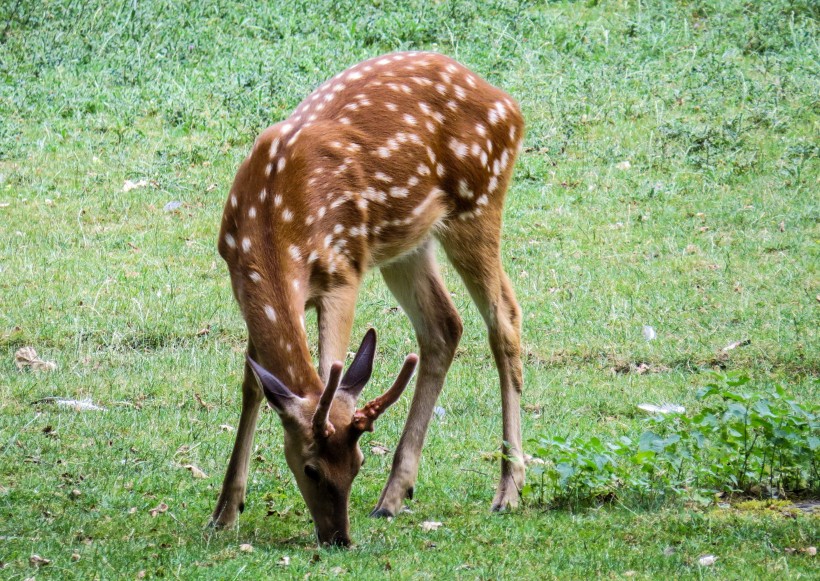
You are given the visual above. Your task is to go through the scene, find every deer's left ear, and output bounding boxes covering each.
[340,328,377,398]
[246,354,304,416]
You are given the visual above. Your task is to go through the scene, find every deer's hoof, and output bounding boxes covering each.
[369,507,394,518]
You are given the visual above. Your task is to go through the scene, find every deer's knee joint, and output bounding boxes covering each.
[420,310,462,358]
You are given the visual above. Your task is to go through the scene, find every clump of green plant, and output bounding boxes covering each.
[525,373,819,509]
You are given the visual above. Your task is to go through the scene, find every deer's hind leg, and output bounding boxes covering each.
[372,239,463,517]
[438,217,525,511]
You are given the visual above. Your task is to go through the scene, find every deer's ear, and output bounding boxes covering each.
[246,354,302,415]
[340,329,377,398]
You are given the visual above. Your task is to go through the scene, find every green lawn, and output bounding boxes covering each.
[1,0,818,578]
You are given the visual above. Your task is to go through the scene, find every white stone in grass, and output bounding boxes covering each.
[616,160,631,170]
[163,200,182,212]
[56,399,105,411]
[122,179,150,192]
[642,325,656,341]
[421,521,443,532]
[698,555,717,567]
[637,403,685,415]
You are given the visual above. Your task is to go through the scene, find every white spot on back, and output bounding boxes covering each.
[277,157,286,173]
[375,171,392,183]
[449,138,468,158]
[264,305,277,322]
[248,206,257,218]
[224,233,236,249]
[488,176,499,193]
[269,138,280,157]
[249,271,262,283]
[282,208,293,222]
[286,129,302,147]
[241,237,251,253]
[288,245,301,261]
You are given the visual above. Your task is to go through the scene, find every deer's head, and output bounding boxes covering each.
[246,329,417,547]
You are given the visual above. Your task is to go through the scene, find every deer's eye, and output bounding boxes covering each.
[304,465,321,482]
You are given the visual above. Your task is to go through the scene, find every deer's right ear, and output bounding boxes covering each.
[246,354,302,414]
[340,328,377,398]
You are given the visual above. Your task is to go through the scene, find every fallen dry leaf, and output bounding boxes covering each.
[183,464,207,479]
[803,546,816,556]
[239,544,253,553]
[421,521,443,532]
[722,339,751,352]
[15,346,57,372]
[194,393,214,411]
[149,502,168,517]
[370,444,389,456]
[524,454,545,466]
[616,160,631,170]
[29,554,51,567]
[220,424,235,432]
[278,556,290,566]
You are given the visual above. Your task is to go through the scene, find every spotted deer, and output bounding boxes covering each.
[212,51,525,546]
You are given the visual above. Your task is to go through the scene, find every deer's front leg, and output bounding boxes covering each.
[210,360,264,528]
[373,241,462,517]
[317,283,360,382]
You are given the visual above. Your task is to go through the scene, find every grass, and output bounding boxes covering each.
[1,0,818,577]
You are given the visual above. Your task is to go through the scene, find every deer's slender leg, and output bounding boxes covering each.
[316,282,360,382]
[211,351,264,528]
[372,240,463,517]
[440,229,525,511]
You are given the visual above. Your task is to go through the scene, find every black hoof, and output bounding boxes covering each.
[238,502,245,514]
[406,487,414,500]
[370,507,394,518]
